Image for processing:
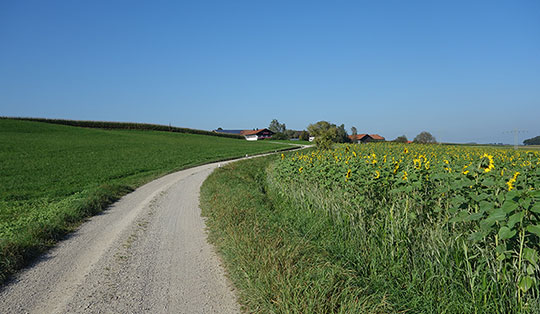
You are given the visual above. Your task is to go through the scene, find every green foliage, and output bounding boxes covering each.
[201,144,540,312]
[299,130,310,141]
[270,132,288,140]
[393,135,408,143]
[307,121,350,150]
[200,155,392,313]
[313,133,335,150]
[0,119,287,282]
[413,131,437,144]
[268,119,286,134]
[524,136,540,146]
[271,143,540,312]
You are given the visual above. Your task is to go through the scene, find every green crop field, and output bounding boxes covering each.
[0,118,288,282]
[201,143,540,313]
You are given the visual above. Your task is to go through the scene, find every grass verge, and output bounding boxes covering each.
[200,153,392,313]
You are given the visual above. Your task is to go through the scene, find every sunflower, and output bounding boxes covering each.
[402,171,408,181]
[480,153,495,173]
[506,171,520,191]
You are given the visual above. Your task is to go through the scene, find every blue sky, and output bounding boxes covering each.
[1,0,539,144]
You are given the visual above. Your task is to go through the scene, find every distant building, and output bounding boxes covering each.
[369,134,385,141]
[349,133,386,143]
[214,128,274,141]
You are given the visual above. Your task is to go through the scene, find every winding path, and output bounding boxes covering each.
[0,160,243,313]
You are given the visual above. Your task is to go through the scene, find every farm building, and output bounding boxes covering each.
[349,134,386,143]
[370,134,385,141]
[214,128,275,141]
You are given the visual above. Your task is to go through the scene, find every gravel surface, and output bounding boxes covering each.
[0,161,242,314]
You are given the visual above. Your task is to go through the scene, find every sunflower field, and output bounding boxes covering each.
[269,143,540,312]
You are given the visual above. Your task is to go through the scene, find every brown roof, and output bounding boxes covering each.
[349,134,370,140]
[369,134,385,140]
[240,128,273,136]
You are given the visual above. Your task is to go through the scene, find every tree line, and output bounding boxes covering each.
[523,136,540,145]
[267,119,437,149]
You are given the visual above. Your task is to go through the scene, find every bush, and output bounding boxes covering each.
[271,132,288,140]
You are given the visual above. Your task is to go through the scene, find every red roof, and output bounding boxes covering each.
[349,133,386,141]
[349,134,370,140]
[369,134,385,140]
[240,128,273,136]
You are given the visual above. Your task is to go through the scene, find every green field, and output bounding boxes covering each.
[520,145,540,151]
[0,119,288,282]
[201,143,540,313]
[267,139,312,146]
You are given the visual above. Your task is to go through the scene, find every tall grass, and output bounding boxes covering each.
[269,145,540,313]
[201,146,540,313]
[201,155,392,313]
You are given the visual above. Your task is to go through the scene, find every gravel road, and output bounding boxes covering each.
[0,160,244,313]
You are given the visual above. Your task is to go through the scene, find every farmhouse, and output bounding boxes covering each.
[214,128,275,141]
[349,133,386,143]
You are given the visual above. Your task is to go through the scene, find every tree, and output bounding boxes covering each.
[393,135,408,143]
[337,124,351,143]
[299,130,310,141]
[413,131,437,144]
[270,132,288,140]
[349,127,358,143]
[284,129,296,139]
[307,121,350,149]
[268,119,286,134]
[307,121,332,137]
[524,136,540,145]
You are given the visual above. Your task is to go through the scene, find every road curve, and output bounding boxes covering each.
[0,159,247,313]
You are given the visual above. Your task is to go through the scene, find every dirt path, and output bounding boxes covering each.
[0,160,243,313]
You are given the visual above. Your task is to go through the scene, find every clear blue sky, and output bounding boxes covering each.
[1,0,539,144]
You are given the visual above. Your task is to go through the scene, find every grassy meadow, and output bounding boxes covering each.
[267,139,312,146]
[0,118,288,282]
[201,143,540,313]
